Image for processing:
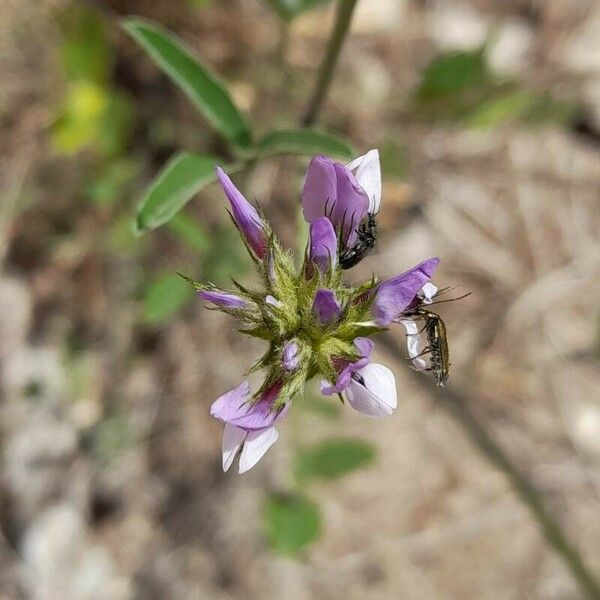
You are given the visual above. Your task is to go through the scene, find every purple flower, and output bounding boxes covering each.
[372,258,440,326]
[321,337,374,395]
[301,155,369,246]
[307,217,337,276]
[210,381,288,473]
[197,289,248,309]
[313,289,342,325]
[344,363,397,417]
[216,167,267,258]
[282,341,300,372]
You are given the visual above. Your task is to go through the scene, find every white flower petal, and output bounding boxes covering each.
[238,427,279,474]
[420,282,438,304]
[344,363,397,418]
[399,319,428,371]
[222,423,246,472]
[347,149,381,214]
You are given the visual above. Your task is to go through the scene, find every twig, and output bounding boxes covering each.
[301,0,359,127]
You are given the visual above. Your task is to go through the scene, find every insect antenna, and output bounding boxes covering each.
[425,292,472,307]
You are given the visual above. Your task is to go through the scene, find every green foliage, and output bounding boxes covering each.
[295,438,376,481]
[53,5,135,158]
[135,152,219,233]
[167,212,210,253]
[59,4,111,84]
[265,0,332,21]
[123,19,253,149]
[258,129,354,159]
[417,49,490,103]
[142,272,193,325]
[414,48,577,128]
[263,492,322,556]
[87,159,138,206]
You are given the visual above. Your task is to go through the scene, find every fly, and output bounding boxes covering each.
[339,213,378,269]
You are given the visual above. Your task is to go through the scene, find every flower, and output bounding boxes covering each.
[210,381,287,473]
[372,258,440,326]
[320,337,374,395]
[344,363,397,417]
[197,289,248,309]
[307,217,337,275]
[313,289,341,325]
[282,340,300,372]
[181,152,453,474]
[302,155,369,245]
[216,167,267,258]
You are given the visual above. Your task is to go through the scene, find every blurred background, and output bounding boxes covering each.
[1,0,600,598]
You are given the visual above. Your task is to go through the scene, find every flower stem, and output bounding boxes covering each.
[301,0,359,127]
[381,335,600,600]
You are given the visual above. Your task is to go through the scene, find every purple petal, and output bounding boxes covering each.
[321,337,375,395]
[373,258,440,326]
[211,380,288,431]
[313,289,341,325]
[198,289,247,309]
[282,341,300,372]
[308,217,337,275]
[216,166,267,258]
[331,163,369,245]
[302,155,337,223]
[301,156,369,246]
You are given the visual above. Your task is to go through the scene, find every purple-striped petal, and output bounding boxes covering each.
[216,166,267,258]
[198,289,247,309]
[373,258,440,326]
[302,155,337,224]
[313,289,341,325]
[332,163,369,245]
[301,156,369,246]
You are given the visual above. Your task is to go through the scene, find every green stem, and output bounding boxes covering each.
[301,0,359,127]
[380,335,600,600]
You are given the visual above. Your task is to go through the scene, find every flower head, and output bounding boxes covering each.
[182,151,454,473]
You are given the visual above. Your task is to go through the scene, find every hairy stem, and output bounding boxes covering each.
[381,335,600,599]
[301,0,359,127]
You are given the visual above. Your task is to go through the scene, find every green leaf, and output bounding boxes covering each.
[123,18,252,149]
[265,0,332,21]
[135,152,218,232]
[258,129,354,160]
[263,492,322,556]
[167,212,210,253]
[142,272,193,325]
[416,49,490,102]
[60,5,111,84]
[295,438,376,481]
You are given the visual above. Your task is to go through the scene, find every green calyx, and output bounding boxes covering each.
[182,233,386,409]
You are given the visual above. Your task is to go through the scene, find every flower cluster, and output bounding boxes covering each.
[187,150,440,473]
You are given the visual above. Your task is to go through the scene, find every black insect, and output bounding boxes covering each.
[417,309,450,387]
[339,213,378,270]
